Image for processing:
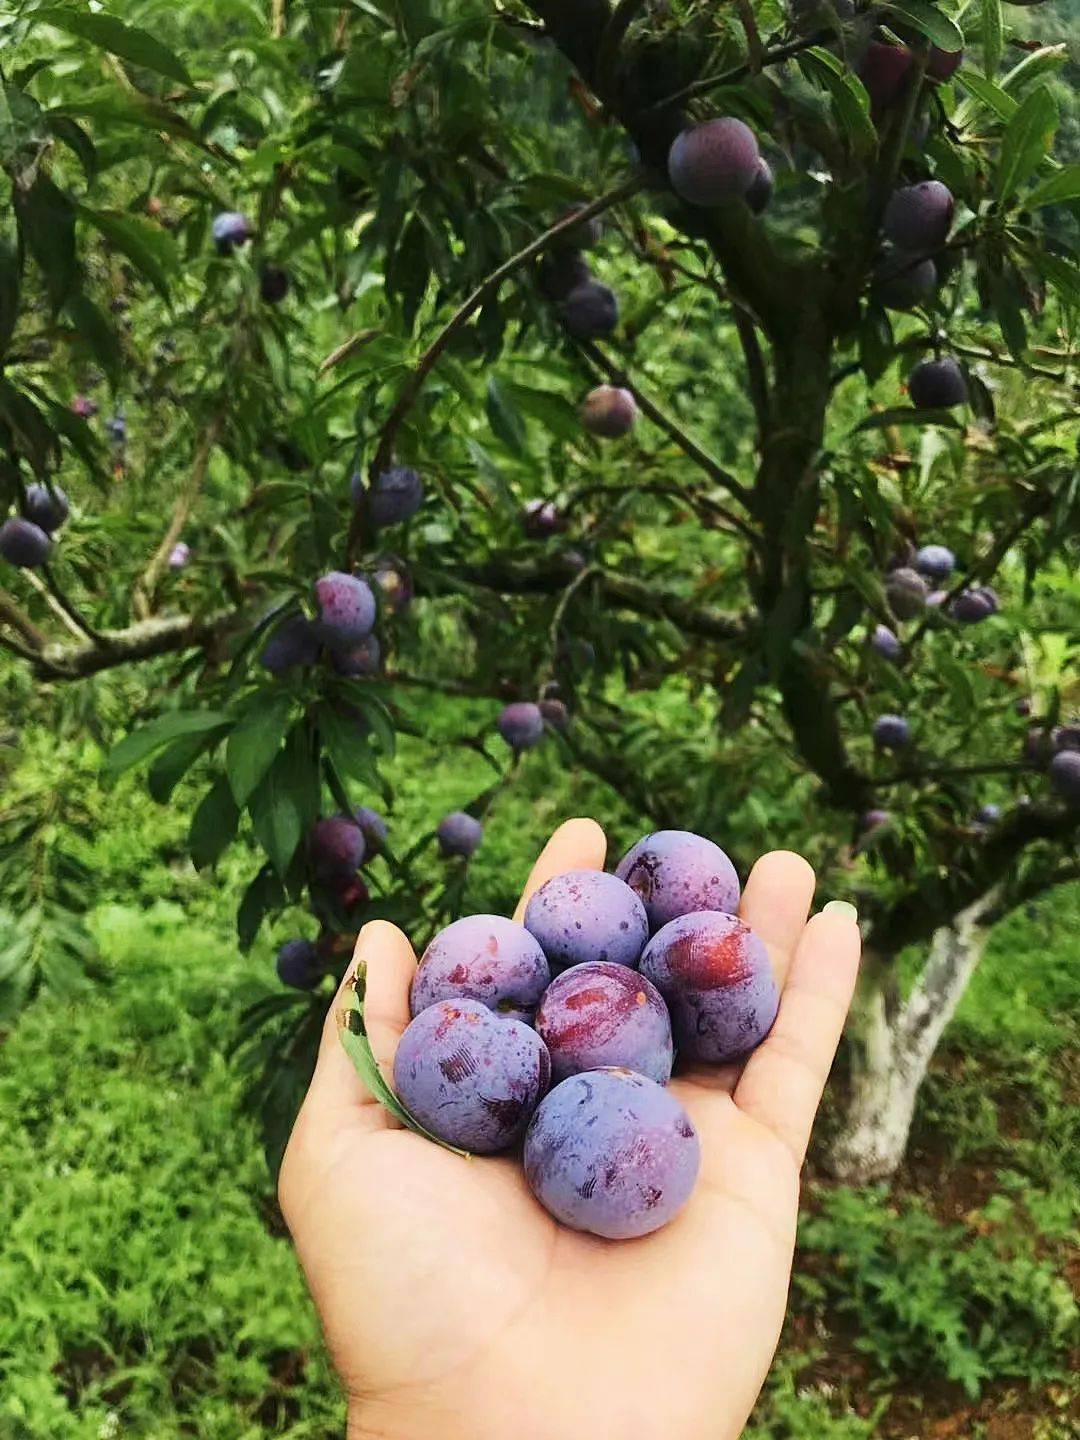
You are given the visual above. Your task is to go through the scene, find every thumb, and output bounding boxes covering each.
[306,919,418,1123]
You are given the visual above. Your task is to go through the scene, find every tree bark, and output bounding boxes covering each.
[825,888,1001,1182]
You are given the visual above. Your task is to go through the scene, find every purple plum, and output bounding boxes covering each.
[550,205,603,251]
[871,624,902,661]
[394,999,550,1153]
[437,811,483,858]
[886,566,929,620]
[859,41,915,115]
[25,483,69,533]
[873,254,938,311]
[539,698,570,730]
[667,118,760,206]
[498,701,545,751]
[330,633,381,677]
[168,541,190,569]
[0,518,51,569]
[260,265,289,302]
[71,394,98,418]
[745,157,774,214]
[352,805,387,855]
[872,713,911,750]
[309,816,366,884]
[524,1068,700,1239]
[975,803,1001,826]
[411,914,551,1022]
[914,544,955,580]
[535,962,673,1084]
[260,615,320,673]
[909,356,967,410]
[276,938,323,990]
[559,280,618,339]
[538,250,591,303]
[615,829,740,933]
[883,181,954,253]
[369,465,424,527]
[521,499,563,538]
[580,385,637,439]
[524,870,649,973]
[1049,750,1080,803]
[371,556,412,613]
[640,911,778,1064]
[315,572,376,645]
[1052,724,1080,753]
[950,587,996,623]
[212,210,251,252]
[859,808,891,832]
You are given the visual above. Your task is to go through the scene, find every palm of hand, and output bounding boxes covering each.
[281,821,860,1440]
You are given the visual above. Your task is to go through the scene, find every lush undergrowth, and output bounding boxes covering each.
[0,741,1076,1440]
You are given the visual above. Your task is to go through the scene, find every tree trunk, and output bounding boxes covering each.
[825,889,1001,1182]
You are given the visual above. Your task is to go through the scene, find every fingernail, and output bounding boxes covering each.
[822,900,859,923]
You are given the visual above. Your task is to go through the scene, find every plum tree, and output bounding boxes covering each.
[524,1069,699,1238]
[580,385,637,438]
[523,868,648,971]
[883,181,954,253]
[410,915,550,1021]
[2,0,1077,1192]
[908,357,967,410]
[394,998,550,1153]
[0,518,51,569]
[667,118,761,206]
[436,812,483,859]
[615,830,740,932]
[535,962,673,1084]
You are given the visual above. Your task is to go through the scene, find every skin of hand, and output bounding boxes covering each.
[279,819,861,1440]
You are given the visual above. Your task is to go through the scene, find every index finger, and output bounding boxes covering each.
[513,817,607,921]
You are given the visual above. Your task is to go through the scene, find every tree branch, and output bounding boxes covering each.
[132,414,225,620]
[643,33,830,114]
[351,176,644,567]
[454,557,746,642]
[0,587,47,650]
[31,611,237,680]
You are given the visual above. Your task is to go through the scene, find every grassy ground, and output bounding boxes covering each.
[0,746,1076,1440]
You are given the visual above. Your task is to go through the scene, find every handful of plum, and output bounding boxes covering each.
[377,831,778,1240]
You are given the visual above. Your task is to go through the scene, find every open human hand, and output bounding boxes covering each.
[279,818,861,1440]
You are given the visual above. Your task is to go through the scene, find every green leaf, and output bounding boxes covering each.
[339,979,470,1156]
[485,375,527,455]
[0,239,21,363]
[1001,44,1067,97]
[78,208,177,302]
[852,407,963,434]
[504,382,580,442]
[1025,165,1080,210]
[981,0,1002,80]
[237,864,284,952]
[226,695,294,806]
[35,9,193,86]
[105,711,231,779]
[319,703,380,788]
[957,69,1017,123]
[148,730,216,803]
[996,86,1058,202]
[189,777,241,870]
[46,114,96,183]
[65,292,122,385]
[800,50,877,157]
[13,174,75,309]
[1026,250,1080,308]
[248,724,320,876]
[883,0,964,54]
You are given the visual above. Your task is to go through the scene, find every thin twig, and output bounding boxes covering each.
[575,338,753,507]
[40,565,104,643]
[0,587,47,649]
[644,33,828,114]
[351,176,645,567]
[132,414,225,619]
[22,570,85,640]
